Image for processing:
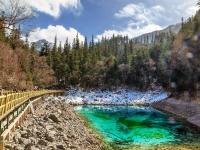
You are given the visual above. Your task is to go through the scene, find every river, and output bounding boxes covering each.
[75,105,200,149]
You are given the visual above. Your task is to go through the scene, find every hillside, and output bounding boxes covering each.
[133,23,181,44]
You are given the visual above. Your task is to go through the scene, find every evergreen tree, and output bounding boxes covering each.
[58,41,62,54]
[75,33,80,50]
[90,35,94,51]
[120,44,128,64]
[84,36,88,50]
[40,41,50,56]
[181,17,184,31]
[63,38,70,63]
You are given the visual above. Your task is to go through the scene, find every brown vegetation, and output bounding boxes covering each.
[0,42,55,90]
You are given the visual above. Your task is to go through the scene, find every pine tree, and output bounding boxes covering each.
[90,35,94,51]
[75,33,80,50]
[52,36,58,72]
[181,17,184,31]
[84,36,88,50]
[23,33,29,49]
[63,38,70,63]
[53,36,57,52]
[40,41,50,56]
[121,43,128,64]
[58,41,62,54]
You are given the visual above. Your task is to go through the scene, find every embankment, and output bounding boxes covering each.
[4,96,107,150]
[152,98,200,129]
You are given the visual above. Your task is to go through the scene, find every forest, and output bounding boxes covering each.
[0,1,200,99]
[40,8,200,98]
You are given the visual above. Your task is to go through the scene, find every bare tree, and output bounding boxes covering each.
[0,0,33,29]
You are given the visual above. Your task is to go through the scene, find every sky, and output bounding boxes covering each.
[22,0,199,45]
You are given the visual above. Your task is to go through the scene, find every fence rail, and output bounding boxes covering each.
[0,90,64,150]
[0,91,16,96]
[0,90,64,120]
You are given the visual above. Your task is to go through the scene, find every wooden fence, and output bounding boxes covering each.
[0,90,63,120]
[0,90,64,150]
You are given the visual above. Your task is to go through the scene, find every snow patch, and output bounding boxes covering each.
[61,88,169,105]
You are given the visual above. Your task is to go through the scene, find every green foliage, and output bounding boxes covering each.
[168,8,200,96]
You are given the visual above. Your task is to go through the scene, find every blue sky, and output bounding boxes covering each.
[26,0,198,44]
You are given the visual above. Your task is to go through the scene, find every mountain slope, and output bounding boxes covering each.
[133,23,181,44]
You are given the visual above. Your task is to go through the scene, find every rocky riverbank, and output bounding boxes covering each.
[5,96,107,150]
[63,88,169,105]
[152,98,200,129]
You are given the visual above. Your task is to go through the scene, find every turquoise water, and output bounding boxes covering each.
[75,105,200,149]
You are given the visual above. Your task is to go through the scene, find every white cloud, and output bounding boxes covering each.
[97,0,198,40]
[27,0,82,18]
[185,6,198,17]
[96,3,164,40]
[28,25,84,46]
[114,3,165,23]
[96,23,161,41]
[152,5,165,12]
[115,3,141,19]
[174,0,198,16]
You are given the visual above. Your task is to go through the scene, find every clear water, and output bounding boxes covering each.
[75,105,200,149]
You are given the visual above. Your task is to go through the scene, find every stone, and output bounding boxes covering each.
[38,139,47,146]
[36,131,42,138]
[38,122,45,127]
[57,109,62,114]
[29,146,40,150]
[22,139,32,147]
[29,137,37,145]
[69,145,77,149]
[4,144,12,150]
[13,145,23,150]
[47,146,56,150]
[57,127,63,131]
[13,133,21,143]
[21,131,29,138]
[18,138,23,144]
[56,144,65,150]
[24,143,32,150]
[45,133,54,142]
[49,114,60,123]
[43,116,48,121]
[45,125,54,131]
